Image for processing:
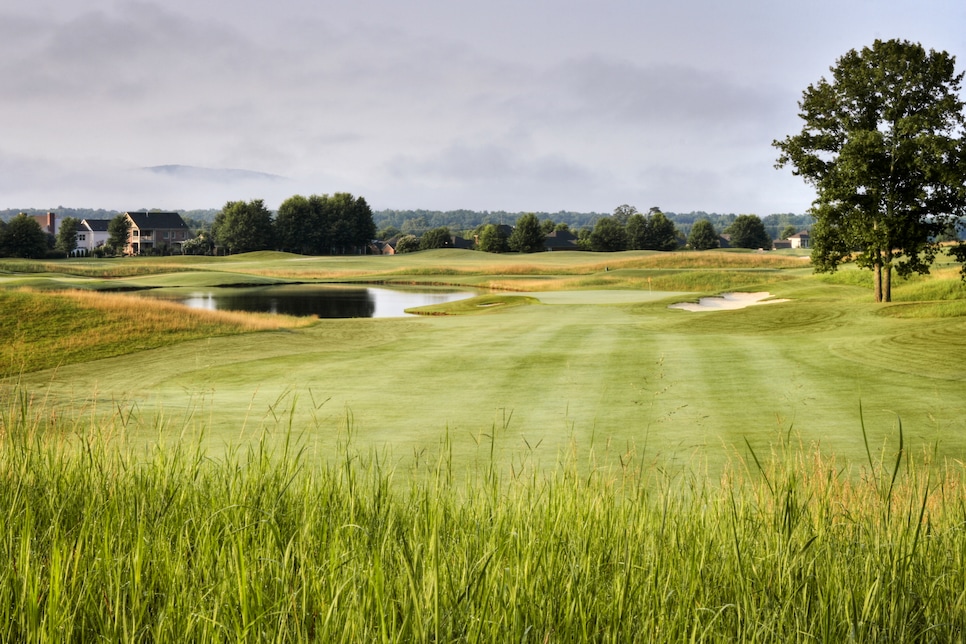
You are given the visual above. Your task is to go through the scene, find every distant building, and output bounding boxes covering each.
[76,219,112,255]
[122,211,191,255]
[788,231,810,249]
[30,212,58,236]
[543,229,580,251]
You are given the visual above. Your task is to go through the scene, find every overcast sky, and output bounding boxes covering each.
[2,0,964,215]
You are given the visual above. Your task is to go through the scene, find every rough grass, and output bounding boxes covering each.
[2,396,965,642]
[0,289,311,378]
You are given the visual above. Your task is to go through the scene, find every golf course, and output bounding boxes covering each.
[3,249,965,470]
[3,248,966,640]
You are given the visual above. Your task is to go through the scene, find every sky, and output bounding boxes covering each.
[2,0,964,215]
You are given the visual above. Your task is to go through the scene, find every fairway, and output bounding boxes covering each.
[5,251,965,474]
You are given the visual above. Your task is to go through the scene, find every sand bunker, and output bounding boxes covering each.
[668,292,789,312]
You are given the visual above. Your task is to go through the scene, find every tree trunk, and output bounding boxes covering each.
[873,263,883,302]
[883,264,892,302]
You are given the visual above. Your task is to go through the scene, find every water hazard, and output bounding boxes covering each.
[145,285,474,318]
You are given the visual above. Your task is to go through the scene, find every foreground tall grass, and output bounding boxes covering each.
[2,392,966,642]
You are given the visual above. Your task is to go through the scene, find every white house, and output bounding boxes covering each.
[76,219,112,255]
[788,231,810,249]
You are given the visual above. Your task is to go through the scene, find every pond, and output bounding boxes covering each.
[143,285,475,318]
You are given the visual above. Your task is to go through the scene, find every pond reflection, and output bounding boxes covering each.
[148,285,473,318]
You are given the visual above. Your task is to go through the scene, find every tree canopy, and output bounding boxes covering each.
[687,219,719,250]
[55,217,80,255]
[774,39,966,302]
[724,215,772,250]
[627,208,680,251]
[106,215,131,256]
[590,217,628,252]
[275,193,375,255]
[213,200,275,254]
[508,213,545,253]
[0,214,47,258]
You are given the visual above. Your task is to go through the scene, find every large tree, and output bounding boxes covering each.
[724,214,772,250]
[687,219,719,250]
[477,223,509,253]
[774,39,966,302]
[213,200,274,254]
[106,214,131,256]
[626,207,679,251]
[55,216,80,255]
[275,193,375,255]
[590,217,628,252]
[0,214,47,258]
[508,213,545,253]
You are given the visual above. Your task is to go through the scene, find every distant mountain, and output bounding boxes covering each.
[142,165,286,183]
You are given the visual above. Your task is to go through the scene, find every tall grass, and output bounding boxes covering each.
[1,289,310,377]
[2,392,965,642]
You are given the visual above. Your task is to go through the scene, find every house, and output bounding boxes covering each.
[772,238,792,250]
[788,231,810,249]
[543,229,580,251]
[122,211,191,255]
[75,219,112,255]
[718,234,731,249]
[31,212,58,237]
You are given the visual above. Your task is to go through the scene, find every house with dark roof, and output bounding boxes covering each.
[76,219,112,255]
[122,211,191,255]
[543,229,580,251]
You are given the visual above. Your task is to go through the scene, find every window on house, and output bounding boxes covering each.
[133,230,139,236]
[78,234,86,241]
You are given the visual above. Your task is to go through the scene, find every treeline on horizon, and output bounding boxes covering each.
[0,207,814,241]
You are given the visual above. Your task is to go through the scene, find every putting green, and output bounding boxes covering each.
[13,283,966,474]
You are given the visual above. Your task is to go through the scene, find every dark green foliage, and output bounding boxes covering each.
[275,193,375,255]
[394,234,419,253]
[478,223,509,253]
[590,217,628,252]
[627,209,680,251]
[724,214,772,249]
[213,200,275,254]
[106,215,131,255]
[419,227,452,250]
[508,213,545,253]
[774,39,966,301]
[55,217,80,255]
[687,219,719,250]
[0,214,47,259]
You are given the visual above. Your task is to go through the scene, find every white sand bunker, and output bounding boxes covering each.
[669,292,790,312]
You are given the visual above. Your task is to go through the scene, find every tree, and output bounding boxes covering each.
[724,214,772,249]
[55,216,80,255]
[508,213,545,253]
[611,204,638,227]
[780,225,798,240]
[212,200,274,254]
[0,214,47,258]
[625,213,649,250]
[478,223,509,253]
[275,194,314,254]
[394,234,419,253]
[687,219,719,250]
[106,214,131,255]
[646,210,680,251]
[774,39,966,302]
[590,217,628,252]
[419,226,452,250]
